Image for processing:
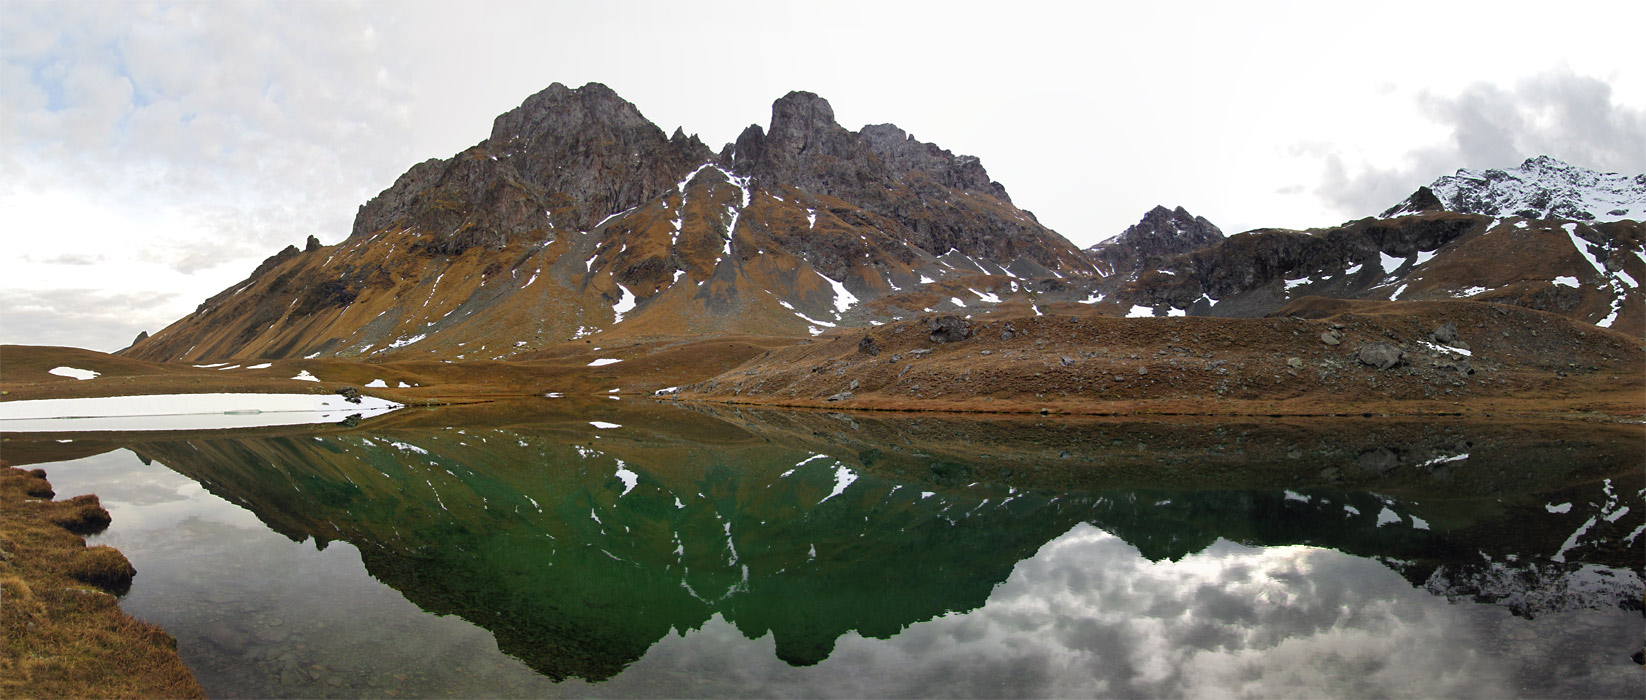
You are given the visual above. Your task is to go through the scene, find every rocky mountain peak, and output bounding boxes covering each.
[859,123,1008,200]
[1084,205,1224,278]
[766,90,838,149]
[1382,156,1645,222]
[350,81,712,245]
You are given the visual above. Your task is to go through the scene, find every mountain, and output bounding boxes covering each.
[1090,160,1645,335]
[1380,156,1646,221]
[123,84,1645,366]
[1084,205,1224,278]
[124,83,1095,363]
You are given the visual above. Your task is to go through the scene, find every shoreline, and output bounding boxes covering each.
[0,461,204,698]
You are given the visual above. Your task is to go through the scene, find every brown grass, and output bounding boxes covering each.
[0,463,203,699]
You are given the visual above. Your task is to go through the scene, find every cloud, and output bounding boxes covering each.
[1,0,419,348]
[1314,70,1646,218]
[0,288,179,352]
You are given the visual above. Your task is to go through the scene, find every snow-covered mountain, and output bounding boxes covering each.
[1381,156,1645,221]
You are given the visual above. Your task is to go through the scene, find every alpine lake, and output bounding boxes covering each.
[7,399,1643,698]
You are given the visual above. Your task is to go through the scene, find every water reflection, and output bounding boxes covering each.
[11,404,1642,697]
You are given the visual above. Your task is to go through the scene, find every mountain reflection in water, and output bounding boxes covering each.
[15,403,1643,697]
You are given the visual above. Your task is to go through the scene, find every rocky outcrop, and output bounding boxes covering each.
[1378,186,1444,218]
[1085,205,1224,277]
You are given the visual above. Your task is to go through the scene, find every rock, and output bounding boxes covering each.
[825,391,853,402]
[304,234,322,253]
[1319,330,1341,346]
[907,348,932,356]
[1136,366,1148,375]
[1432,322,1458,344]
[1001,322,1016,340]
[928,316,973,343]
[130,330,149,346]
[1357,342,1406,370]
[336,386,363,404]
[1356,447,1399,475]
[1060,356,1074,367]
[857,336,880,356]
[848,379,859,390]
[1287,357,1304,369]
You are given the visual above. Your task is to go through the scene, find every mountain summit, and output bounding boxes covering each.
[1381,156,1646,221]
[1084,205,1224,278]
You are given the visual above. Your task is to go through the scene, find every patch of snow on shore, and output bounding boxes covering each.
[292,370,320,382]
[1126,305,1154,318]
[49,367,99,380]
[587,358,622,367]
[589,421,621,429]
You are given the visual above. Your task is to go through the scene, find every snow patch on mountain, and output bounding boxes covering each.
[1395,156,1645,222]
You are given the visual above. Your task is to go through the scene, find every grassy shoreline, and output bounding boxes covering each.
[0,461,204,699]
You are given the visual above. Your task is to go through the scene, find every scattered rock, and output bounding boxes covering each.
[1287,357,1304,370]
[848,379,859,390]
[928,315,973,343]
[1357,342,1406,370]
[1060,356,1075,367]
[908,348,931,357]
[1319,330,1341,346]
[857,336,880,356]
[336,386,363,404]
[826,391,853,402]
[1136,366,1148,375]
[1001,322,1016,341]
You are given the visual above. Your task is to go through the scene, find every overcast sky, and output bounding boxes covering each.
[4,0,1644,352]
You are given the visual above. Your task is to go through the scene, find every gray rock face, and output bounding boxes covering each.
[730,92,1090,273]
[1357,342,1406,370]
[859,123,1008,200]
[1085,205,1224,278]
[350,82,714,248]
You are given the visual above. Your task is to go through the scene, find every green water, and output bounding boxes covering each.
[15,403,1644,697]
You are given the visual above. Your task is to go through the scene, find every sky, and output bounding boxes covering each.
[3,0,1644,352]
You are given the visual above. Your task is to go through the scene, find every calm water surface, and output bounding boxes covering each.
[15,404,1644,698]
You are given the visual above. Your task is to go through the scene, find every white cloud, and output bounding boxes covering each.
[1314,69,1646,218]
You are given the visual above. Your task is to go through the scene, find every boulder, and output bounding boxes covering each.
[928,316,973,343]
[1357,342,1406,370]
[1432,322,1458,344]
[857,336,880,356]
